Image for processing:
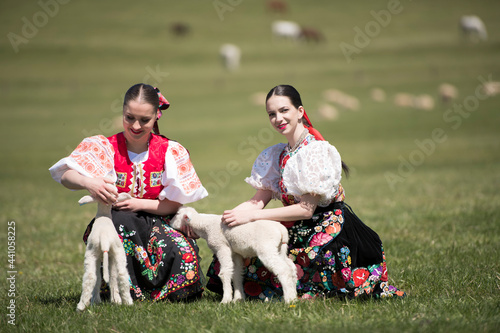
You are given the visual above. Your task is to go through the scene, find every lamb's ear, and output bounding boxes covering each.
[183,214,191,223]
[78,195,96,206]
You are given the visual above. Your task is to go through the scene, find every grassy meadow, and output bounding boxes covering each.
[1,0,499,332]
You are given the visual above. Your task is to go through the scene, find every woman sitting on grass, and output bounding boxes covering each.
[207,84,406,300]
[50,83,208,302]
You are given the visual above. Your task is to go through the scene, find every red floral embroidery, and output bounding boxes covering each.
[182,253,194,263]
[296,252,310,267]
[381,261,388,282]
[310,232,333,247]
[331,271,346,289]
[151,290,161,299]
[296,264,304,279]
[257,267,271,280]
[244,281,262,296]
[341,267,351,282]
[352,268,370,287]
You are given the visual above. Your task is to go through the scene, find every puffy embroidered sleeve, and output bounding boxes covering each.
[49,135,116,183]
[282,141,342,206]
[245,143,286,194]
[160,141,208,204]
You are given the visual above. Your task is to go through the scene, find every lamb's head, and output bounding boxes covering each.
[170,206,198,230]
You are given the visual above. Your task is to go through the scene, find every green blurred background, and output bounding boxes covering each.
[1,0,498,211]
[0,0,499,330]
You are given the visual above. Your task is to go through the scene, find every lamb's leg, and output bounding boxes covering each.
[76,251,98,311]
[90,258,102,305]
[215,247,235,304]
[108,254,121,304]
[281,257,298,303]
[281,243,298,303]
[115,247,133,305]
[231,253,245,302]
[259,252,297,303]
[283,247,299,298]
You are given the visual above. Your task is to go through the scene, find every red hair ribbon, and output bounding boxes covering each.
[154,87,170,120]
[302,109,325,141]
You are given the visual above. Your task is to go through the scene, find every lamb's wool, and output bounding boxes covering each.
[170,206,297,303]
[76,193,134,311]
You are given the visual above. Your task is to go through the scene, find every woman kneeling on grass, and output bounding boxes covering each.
[207,84,406,300]
[50,83,208,302]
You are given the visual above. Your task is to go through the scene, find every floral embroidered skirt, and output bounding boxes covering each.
[206,202,405,300]
[83,210,204,302]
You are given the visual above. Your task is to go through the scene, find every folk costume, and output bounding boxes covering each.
[206,111,405,300]
[50,88,208,301]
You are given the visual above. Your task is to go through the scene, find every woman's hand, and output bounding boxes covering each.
[82,177,118,205]
[221,209,256,227]
[113,197,143,212]
[222,193,320,227]
[60,170,118,205]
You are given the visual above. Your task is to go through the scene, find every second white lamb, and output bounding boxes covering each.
[170,206,297,303]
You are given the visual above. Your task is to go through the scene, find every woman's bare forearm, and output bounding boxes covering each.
[60,169,89,190]
[140,198,182,215]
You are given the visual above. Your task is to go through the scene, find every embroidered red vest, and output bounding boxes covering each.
[107,132,169,199]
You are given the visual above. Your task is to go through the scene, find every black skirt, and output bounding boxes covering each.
[206,202,405,300]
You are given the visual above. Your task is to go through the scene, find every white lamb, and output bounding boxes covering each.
[76,192,134,311]
[170,206,297,303]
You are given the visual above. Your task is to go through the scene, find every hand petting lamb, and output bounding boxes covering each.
[170,206,297,303]
[76,192,134,312]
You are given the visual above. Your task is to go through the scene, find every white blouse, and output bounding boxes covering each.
[49,135,208,205]
[245,139,343,207]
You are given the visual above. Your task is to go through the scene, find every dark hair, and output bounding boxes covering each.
[123,83,159,112]
[123,83,160,134]
[266,84,303,109]
[266,84,350,177]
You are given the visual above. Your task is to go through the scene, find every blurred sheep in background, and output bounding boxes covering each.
[170,22,190,37]
[322,89,360,111]
[300,27,325,43]
[250,92,267,106]
[220,43,241,71]
[481,81,500,97]
[317,103,339,121]
[267,0,288,14]
[413,94,435,111]
[459,15,488,42]
[272,20,301,42]
[394,93,414,108]
[438,83,458,104]
[370,88,387,102]
[394,93,435,111]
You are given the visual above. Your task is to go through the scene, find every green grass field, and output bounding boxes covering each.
[1,0,499,332]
